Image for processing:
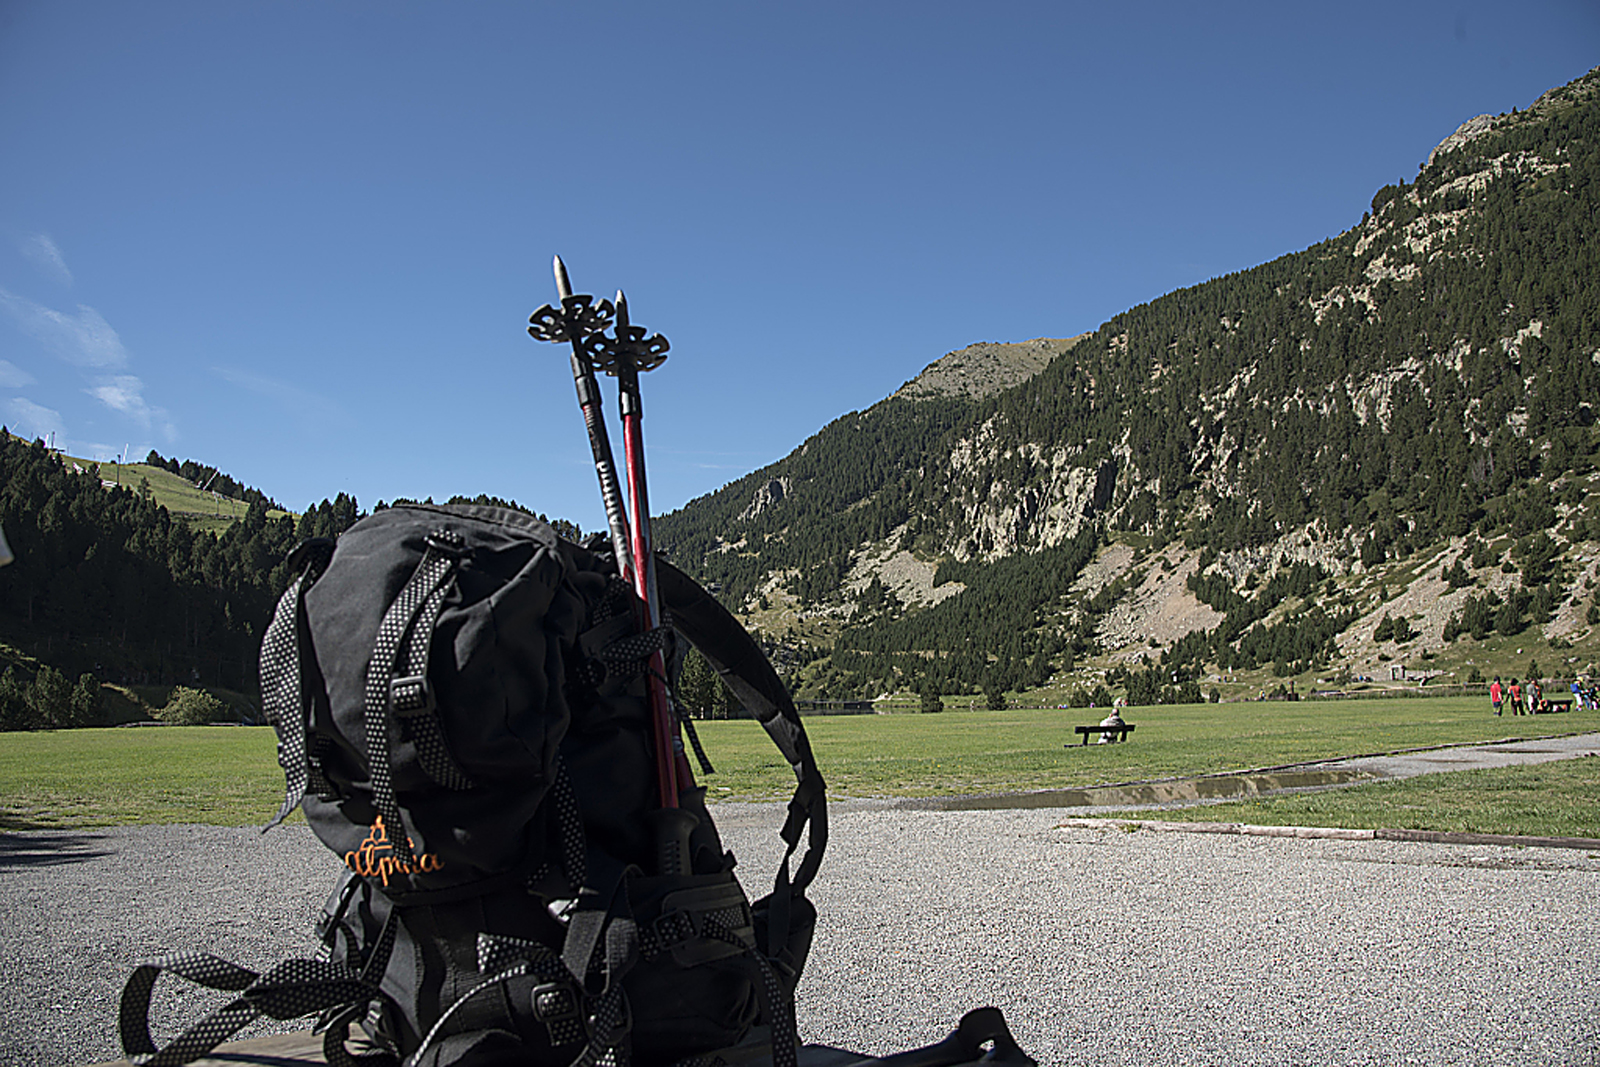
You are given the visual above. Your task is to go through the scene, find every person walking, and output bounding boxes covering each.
[1508,678,1523,716]
[1490,676,1503,716]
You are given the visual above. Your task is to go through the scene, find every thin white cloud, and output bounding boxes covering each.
[212,365,343,421]
[0,360,35,388]
[0,288,128,369]
[6,397,64,441]
[87,375,149,417]
[85,374,175,441]
[20,234,73,286]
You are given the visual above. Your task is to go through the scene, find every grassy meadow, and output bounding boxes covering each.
[77,457,293,534]
[3,697,1596,834]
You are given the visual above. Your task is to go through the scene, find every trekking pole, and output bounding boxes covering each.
[589,290,700,872]
[528,256,633,584]
[531,262,694,873]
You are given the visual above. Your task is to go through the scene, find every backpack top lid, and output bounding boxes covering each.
[266,504,601,898]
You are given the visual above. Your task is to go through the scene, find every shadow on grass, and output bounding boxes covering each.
[0,828,111,866]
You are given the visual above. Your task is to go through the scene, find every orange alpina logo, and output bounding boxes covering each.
[344,815,444,885]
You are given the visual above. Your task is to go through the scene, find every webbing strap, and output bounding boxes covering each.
[760,768,826,970]
[408,917,638,1067]
[683,914,799,1067]
[119,953,382,1067]
[391,578,473,792]
[550,759,588,893]
[407,934,577,1064]
[363,532,465,866]
[321,1001,399,1067]
[262,539,335,831]
[675,704,715,777]
[564,919,637,1067]
[525,758,588,897]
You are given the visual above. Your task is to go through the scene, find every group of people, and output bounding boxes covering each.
[1488,675,1595,715]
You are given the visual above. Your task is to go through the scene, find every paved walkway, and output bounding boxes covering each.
[919,730,1600,813]
[1330,729,1600,779]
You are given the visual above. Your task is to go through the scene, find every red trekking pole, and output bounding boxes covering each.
[587,289,700,871]
[530,260,696,875]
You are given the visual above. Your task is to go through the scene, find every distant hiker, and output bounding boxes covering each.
[1097,707,1126,744]
[1508,678,1522,716]
[1489,676,1503,716]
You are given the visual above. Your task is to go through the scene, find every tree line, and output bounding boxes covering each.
[0,432,363,729]
[0,437,602,730]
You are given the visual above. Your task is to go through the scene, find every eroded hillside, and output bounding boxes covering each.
[656,67,1600,703]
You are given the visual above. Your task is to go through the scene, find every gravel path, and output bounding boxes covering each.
[5,805,1598,1066]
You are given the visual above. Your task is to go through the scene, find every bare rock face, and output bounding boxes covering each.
[1427,113,1502,166]
[895,337,1083,401]
[740,476,789,521]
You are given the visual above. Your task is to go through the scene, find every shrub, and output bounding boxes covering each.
[158,686,227,725]
[69,673,102,727]
[0,666,32,731]
[26,665,72,728]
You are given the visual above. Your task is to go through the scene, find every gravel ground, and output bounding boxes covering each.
[5,804,1599,1067]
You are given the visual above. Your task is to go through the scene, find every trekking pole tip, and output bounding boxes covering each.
[552,255,572,300]
[615,290,629,328]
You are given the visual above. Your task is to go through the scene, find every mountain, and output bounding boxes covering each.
[655,67,1600,703]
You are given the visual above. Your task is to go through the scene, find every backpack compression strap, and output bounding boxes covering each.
[362,528,474,866]
[656,558,828,962]
[119,953,386,1067]
[262,538,336,831]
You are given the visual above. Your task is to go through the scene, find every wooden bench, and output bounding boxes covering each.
[1071,722,1135,745]
[86,1030,993,1066]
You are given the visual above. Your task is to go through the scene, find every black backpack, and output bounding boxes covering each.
[119,503,826,1067]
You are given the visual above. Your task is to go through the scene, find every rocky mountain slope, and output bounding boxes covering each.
[658,67,1600,703]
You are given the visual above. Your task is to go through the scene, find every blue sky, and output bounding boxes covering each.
[1,1,1596,532]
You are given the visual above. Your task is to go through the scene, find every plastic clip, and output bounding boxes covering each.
[390,674,435,717]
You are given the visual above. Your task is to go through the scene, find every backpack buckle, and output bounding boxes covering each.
[424,529,469,558]
[530,981,585,1046]
[648,908,698,953]
[390,674,436,717]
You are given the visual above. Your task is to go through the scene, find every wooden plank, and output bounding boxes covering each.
[86,1032,882,1067]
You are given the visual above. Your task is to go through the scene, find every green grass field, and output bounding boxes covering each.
[0,726,290,829]
[2,698,1595,834]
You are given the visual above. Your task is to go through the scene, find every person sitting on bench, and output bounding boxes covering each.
[1096,707,1126,744]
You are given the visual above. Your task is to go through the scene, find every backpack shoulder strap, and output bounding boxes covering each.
[260,538,336,831]
[656,557,827,897]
